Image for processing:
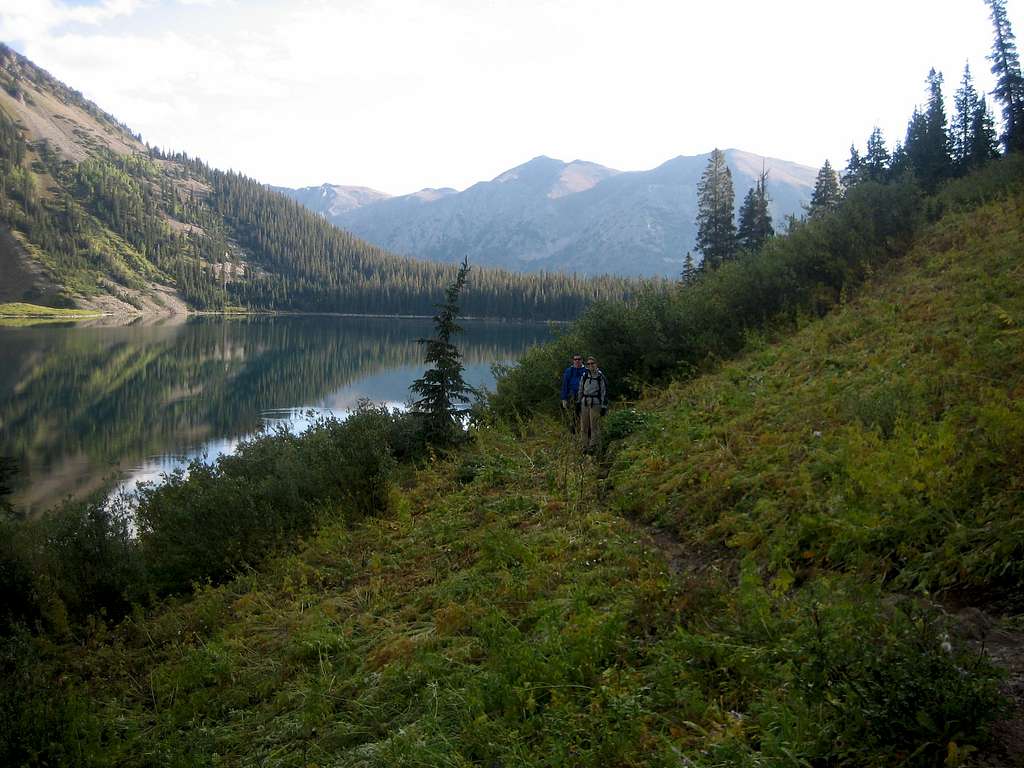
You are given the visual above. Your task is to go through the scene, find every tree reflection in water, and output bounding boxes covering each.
[0,314,550,516]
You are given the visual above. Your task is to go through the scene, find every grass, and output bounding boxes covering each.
[607,195,1024,599]
[0,302,102,317]
[4,192,1022,766]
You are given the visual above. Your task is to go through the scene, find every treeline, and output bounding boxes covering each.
[683,2,1015,282]
[0,43,637,319]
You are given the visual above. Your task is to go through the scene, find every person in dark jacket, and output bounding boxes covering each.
[577,356,608,452]
[561,354,586,433]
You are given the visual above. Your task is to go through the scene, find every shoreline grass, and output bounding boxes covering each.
[0,302,104,318]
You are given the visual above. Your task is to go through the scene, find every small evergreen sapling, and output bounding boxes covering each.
[410,257,475,444]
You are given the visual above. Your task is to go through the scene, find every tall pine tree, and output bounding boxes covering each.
[807,160,842,218]
[952,63,982,171]
[680,251,697,284]
[863,127,891,181]
[984,0,1024,152]
[736,168,774,252]
[842,144,863,188]
[695,148,737,270]
[951,63,1000,172]
[971,95,1001,166]
[905,69,952,191]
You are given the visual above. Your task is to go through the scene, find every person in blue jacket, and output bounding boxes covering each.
[560,353,586,433]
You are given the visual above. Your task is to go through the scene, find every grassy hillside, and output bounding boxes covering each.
[3,176,1021,766]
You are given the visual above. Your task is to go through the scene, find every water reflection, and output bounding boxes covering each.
[0,315,549,515]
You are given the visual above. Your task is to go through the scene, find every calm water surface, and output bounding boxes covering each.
[0,315,551,515]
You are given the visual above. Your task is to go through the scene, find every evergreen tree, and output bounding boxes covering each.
[863,127,891,181]
[695,148,737,270]
[680,251,697,284]
[971,95,1001,166]
[807,160,842,218]
[842,144,863,188]
[736,168,773,252]
[905,69,952,191]
[888,142,912,180]
[952,63,982,171]
[984,0,1024,151]
[410,257,474,444]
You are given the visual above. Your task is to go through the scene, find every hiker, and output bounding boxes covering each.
[577,356,608,452]
[560,353,586,433]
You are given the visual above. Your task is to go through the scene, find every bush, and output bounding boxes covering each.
[137,402,399,594]
[601,407,649,444]
[0,496,143,635]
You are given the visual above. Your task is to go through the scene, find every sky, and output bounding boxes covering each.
[1,0,1020,195]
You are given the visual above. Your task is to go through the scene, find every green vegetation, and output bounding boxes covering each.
[0,302,101,317]
[410,258,476,445]
[3,11,1024,765]
[1,154,1022,767]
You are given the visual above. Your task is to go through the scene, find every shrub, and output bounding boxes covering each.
[137,402,399,594]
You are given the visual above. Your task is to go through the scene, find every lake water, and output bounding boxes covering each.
[0,314,551,516]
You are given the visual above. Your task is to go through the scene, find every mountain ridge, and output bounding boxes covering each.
[0,44,632,319]
[278,150,817,277]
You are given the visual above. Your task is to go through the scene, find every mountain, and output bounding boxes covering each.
[282,151,817,277]
[0,45,631,319]
[269,183,392,218]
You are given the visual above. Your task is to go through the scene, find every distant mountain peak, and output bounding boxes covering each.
[285,150,817,278]
[411,188,456,202]
[549,160,620,199]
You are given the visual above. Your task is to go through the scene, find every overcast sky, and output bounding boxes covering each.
[1,0,1019,195]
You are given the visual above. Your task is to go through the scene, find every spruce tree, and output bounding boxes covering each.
[905,69,952,191]
[971,95,1001,166]
[410,257,474,444]
[984,0,1024,151]
[736,169,773,252]
[842,144,863,188]
[807,160,842,218]
[952,63,982,171]
[863,127,891,181]
[681,251,697,284]
[695,148,737,270]
[889,142,912,180]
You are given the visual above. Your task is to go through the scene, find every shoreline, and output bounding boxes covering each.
[0,302,569,325]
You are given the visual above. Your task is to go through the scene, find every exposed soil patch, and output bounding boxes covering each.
[74,280,189,316]
[959,610,1024,767]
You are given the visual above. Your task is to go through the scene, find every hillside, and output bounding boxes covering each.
[280,151,816,277]
[0,45,632,320]
[4,167,1021,765]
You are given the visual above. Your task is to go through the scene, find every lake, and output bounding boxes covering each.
[0,314,551,516]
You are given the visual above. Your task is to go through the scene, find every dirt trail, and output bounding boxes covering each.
[968,615,1024,767]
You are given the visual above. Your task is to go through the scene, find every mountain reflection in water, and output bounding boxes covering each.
[0,314,551,516]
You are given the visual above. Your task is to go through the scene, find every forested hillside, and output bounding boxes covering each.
[0,44,634,319]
